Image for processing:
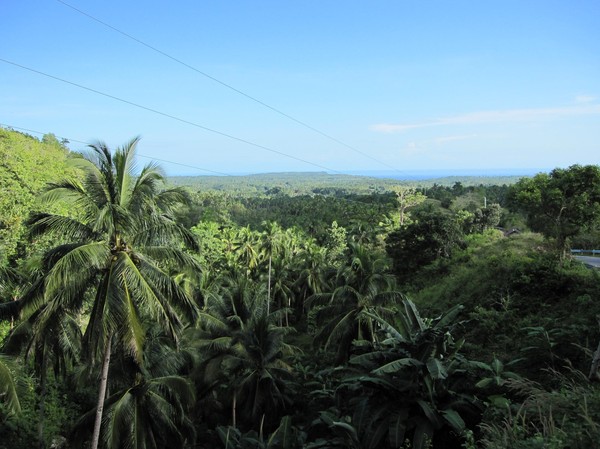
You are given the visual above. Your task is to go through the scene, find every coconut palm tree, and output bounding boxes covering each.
[259,221,284,313]
[309,243,403,363]
[24,138,198,449]
[234,226,261,276]
[2,256,83,448]
[294,244,332,314]
[4,306,82,449]
[70,329,196,449]
[194,278,296,433]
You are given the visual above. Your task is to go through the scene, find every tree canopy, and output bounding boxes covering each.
[508,164,600,256]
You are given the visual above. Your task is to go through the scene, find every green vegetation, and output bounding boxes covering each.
[1,127,600,448]
[0,129,76,265]
[508,165,600,258]
[168,172,523,197]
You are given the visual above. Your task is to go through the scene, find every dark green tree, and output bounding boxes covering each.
[508,165,600,258]
[386,209,464,282]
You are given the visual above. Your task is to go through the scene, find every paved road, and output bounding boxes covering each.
[574,256,600,268]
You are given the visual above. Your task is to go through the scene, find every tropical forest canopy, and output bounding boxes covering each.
[1,127,600,449]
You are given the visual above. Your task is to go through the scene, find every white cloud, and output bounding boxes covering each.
[575,94,596,104]
[434,134,478,144]
[393,141,424,156]
[370,103,600,133]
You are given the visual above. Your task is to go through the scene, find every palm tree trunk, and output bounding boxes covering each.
[267,255,272,315]
[91,338,112,449]
[37,351,47,449]
[232,392,237,429]
[259,413,265,441]
[589,339,600,381]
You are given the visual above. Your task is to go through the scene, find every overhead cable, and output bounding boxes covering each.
[54,0,406,175]
[0,123,233,176]
[0,58,341,174]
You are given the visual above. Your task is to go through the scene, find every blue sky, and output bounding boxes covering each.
[2,0,599,176]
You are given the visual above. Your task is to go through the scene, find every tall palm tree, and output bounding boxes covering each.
[4,306,82,449]
[194,278,295,433]
[269,256,295,326]
[294,243,332,316]
[2,256,82,448]
[70,329,196,449]
[309,243,403,363]
[24,138,198,449]
[259,221,284,314]
[234,226,261,276]
[227,309,296,433]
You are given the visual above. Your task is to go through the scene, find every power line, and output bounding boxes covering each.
[0,58,342,174]
[1,124,406,209]
[54,0,406,175]
[0,123,233,176]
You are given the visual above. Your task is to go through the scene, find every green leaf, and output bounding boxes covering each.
[0,356,21,415]
[267,415,294,449]
[426,358,448,380]
[373,358,423,375]
[416,400,441,429]
[388,412,407,448]
[412,419,434,449]
[331,421,359,441]
[488,394,511,409]
[441,409,465,432]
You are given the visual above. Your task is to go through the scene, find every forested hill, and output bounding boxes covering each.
[168,172,524,196]
[3,129,600,449]
[0,128,75,264]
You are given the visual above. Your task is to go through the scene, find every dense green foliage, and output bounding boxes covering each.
[507,165,600,257]
[168,173,523,198]
[0,129,75,265]
[2,129,600,449]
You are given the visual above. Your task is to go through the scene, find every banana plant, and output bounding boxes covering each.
[336,299,479,449]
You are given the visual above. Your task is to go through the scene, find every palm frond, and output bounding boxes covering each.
[28,213,97,242]
[38,178,87,206]
[113,136,140,208]
[120,276,145,365]
[196,312,230,333]
[0,355,21,414]
[44,242,110,298]
[105,388,134,449]
[83,267,119,362]
[117,254,182,340]
[135,256,198,324]
[155,187,191,212]
[141,246,202,272]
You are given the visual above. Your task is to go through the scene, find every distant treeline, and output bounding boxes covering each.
[167,172,524,197]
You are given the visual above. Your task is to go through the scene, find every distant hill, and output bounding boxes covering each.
[167,171,527,196]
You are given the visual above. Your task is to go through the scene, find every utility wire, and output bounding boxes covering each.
[0,123,233,176]
[1,123,406,212]
[54,0,406,175]
[0,58,341,174]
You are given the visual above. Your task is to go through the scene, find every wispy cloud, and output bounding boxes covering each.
[370,103,600,133]
[433,134,478,144]
[575,94,596,104]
